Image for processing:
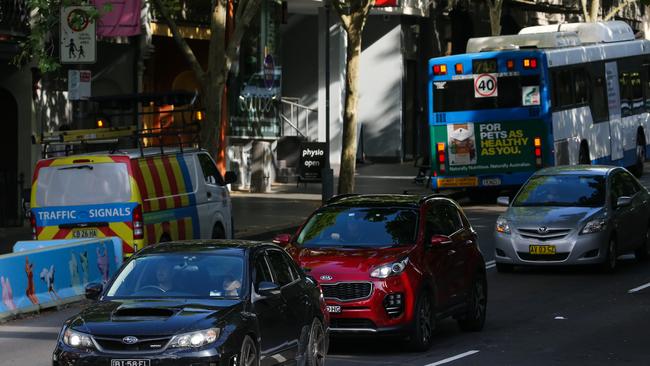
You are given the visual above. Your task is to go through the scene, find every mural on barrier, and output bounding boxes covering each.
[0,238,122,318]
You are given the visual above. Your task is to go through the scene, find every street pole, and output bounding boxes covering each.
[321,0,334,203]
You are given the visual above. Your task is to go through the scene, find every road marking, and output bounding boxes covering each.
[485,260,496,269]
[628,281,650,293]
[424,350,480,366]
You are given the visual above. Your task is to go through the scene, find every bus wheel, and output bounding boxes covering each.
[633,137,646,178]
[578,143,590,165]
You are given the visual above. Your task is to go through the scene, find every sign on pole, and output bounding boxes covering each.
[68,70,92,100]
[60,6,96,64]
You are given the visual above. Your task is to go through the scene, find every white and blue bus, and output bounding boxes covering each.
[428,21,650,193]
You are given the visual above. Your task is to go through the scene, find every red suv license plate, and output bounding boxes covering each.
[111,360,150,366]
[326,305,341,313]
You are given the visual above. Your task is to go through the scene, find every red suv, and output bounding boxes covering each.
[274,194,487,350]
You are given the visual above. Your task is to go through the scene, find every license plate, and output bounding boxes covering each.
[482,178,501,186]
[72,228,98,239]
[111,360,150,366]
[437,177,479,188]
[529,245,556,255]
[326,305,341,313]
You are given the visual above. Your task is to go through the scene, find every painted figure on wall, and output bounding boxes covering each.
[97,245,109,284]
[40,265,61,302]
[80,251,89,284]
[69,252,82,294]
[1,276,16,311]
[25,257,39,305]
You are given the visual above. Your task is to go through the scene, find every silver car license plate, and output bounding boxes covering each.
[326,305,341,313]
[111,360,150,366]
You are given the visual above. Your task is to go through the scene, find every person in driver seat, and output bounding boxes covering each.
[155,262,174,292]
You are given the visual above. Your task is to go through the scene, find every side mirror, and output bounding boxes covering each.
[85,282,103,301]
[497,196,510,206]
[256,281,281,297]
[272,233,292,247]
[429,235,453,247]
[225,171,237,185]
[616,196,632,209]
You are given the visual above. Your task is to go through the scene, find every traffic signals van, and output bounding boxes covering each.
[29,148,236,256]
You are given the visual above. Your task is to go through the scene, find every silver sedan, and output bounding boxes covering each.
[494,166,650,272]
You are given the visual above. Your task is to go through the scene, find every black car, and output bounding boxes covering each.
[53,240,329,366]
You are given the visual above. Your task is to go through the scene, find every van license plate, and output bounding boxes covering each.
[326,305,341,313]
[111,360,150,366]
[529,245,556,255]
[72,229,98,239]
[482,178,501,186]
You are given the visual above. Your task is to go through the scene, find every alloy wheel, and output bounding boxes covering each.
[240,336,258,366]
[418,295,433,346]
[307,319,326,366]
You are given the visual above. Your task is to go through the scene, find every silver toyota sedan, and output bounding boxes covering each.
[494,166,650,272]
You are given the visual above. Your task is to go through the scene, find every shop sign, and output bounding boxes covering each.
[298,142,326,182]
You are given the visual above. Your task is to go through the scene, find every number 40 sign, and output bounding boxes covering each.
[474,73,498,98]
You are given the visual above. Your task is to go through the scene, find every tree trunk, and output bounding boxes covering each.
[488,5,502,36]
[202,85,225,160]
[590,0,600,21]
[338,27,363,194]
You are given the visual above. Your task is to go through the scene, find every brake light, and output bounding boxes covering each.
[437,142,446,174]
[455,63,463,74]
[132,205,144,240]
[433,64,447,75]
[506,59,514,71]
[30,212,37,240]
[534,136,542,167]
[523,58,538,69]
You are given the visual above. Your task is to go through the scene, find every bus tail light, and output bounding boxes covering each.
[433,64,447,75]
[30,212,37,240]
[534,137,542,167]
[133,205,144,240]
[523,58,538,69]
[506,59,515,71]
[437,142,446,174]
[455,63,463,74]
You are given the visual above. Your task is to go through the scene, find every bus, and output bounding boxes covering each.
[428,21,650,195]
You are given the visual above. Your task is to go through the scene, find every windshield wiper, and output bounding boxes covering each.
[59,165,93,171]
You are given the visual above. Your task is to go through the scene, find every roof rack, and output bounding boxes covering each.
[326,193,360,204]
[33,123,202,159]
[418,193,444,204]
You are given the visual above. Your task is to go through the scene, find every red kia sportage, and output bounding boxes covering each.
[274,194,487,350]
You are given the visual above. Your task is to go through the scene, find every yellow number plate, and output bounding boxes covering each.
[529,245,556,255]
[437,177,479,188]
[72,228,99,239]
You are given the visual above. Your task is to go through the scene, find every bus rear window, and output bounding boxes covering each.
[36,163,132,207]
[433,75,540,112]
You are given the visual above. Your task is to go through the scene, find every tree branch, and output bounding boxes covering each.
[208,0,227,87]
[221,0,263,79]
[603,0,636,21]
[151,0,206,88]
[580,0,590,21]
[332,0,352,32]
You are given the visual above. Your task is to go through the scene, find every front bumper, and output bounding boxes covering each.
[494,227,611,266]
[53,344,234,366]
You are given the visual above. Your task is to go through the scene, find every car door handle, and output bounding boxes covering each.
[448,249,456,256]
[464,240,473,245]
[207,191,212,199]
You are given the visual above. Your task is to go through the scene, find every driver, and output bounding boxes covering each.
[331,215,362,243]
[222,275,242,297]
[155,261,174,292]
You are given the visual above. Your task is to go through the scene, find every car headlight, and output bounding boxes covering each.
[62,328,95,349]
[370,258,409,279]
[169,328,220,349]
[496,217,511,234]
[582,218,607,234]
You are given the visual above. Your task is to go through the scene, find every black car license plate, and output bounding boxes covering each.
[111,360,150,366]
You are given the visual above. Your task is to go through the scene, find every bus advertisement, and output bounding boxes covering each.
[428,21,650,193]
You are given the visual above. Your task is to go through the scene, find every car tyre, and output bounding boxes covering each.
[457,274,487,332]
[601,238,618,273]
[633,134,646,177]
[239,335,259,366]
[303,318,327,366]
[496,263,514,273]
[407,291,435,352]
[212,224,225,239]
[635,226,650,261]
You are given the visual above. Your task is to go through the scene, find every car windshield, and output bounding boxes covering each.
[106,253,244,299]
[513,174,606,207]
[295,207,418,248]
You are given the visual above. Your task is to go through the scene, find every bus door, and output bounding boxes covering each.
[605,61,624,161]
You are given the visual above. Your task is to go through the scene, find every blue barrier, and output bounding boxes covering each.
[0,238,123,321]
[14,238,124,259]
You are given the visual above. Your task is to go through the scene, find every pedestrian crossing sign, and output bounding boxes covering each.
[60,6,96,64]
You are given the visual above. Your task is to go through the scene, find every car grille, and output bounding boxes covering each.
[517,252,570,261]
[330,318,376,330]
[321,282,373,302]
[93,335,171,352]
[517,228,571,241]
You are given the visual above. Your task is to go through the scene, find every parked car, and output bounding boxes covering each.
[52,240,329,366]
[30,148,236,256]
[274,194,487,351]
[494,166,650,272]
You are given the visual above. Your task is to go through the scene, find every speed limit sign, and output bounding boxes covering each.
[474,73,498,98]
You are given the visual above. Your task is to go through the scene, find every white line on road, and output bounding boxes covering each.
[424,350,480,366]
[628,281,650,293]
[485,260,496,269]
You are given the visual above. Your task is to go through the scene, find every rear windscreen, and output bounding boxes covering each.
[36,163,132,207]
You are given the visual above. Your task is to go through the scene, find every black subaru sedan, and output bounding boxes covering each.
[53,240,329,366]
